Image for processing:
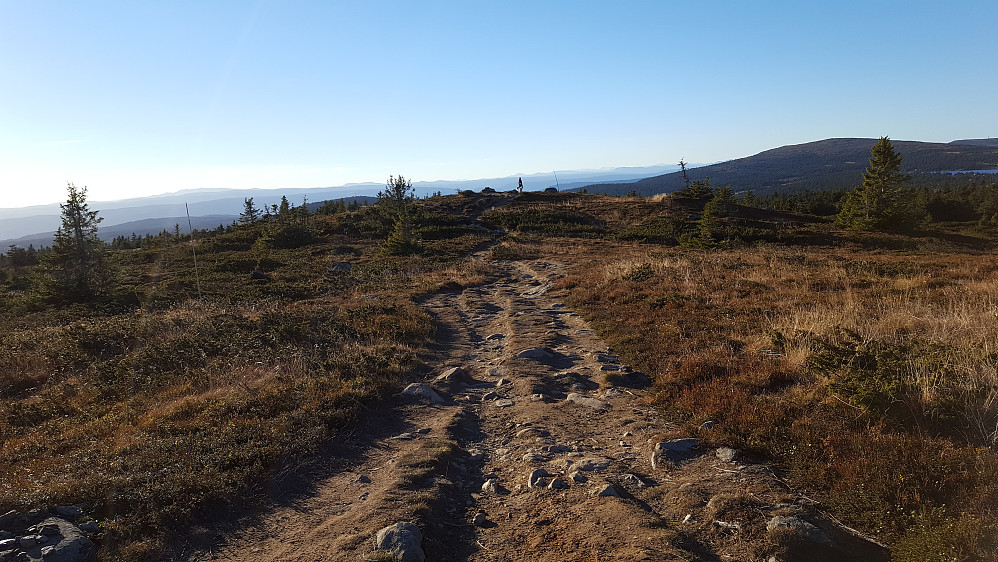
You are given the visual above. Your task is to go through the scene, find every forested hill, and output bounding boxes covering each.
[584,138,998,196]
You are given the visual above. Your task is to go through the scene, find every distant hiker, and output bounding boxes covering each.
[518,177,523,193]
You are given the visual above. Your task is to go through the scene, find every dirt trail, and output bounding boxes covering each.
[186,256,888,561]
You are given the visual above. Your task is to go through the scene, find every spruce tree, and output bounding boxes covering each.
[836,137,916,232]
[43,183,111,300]
[239,197,261,225]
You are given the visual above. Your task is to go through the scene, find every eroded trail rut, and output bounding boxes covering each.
[190,257,888,562]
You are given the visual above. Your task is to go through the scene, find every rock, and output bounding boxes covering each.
[716,447,738,462]
[622,431,634,437]
[565,393,611,409]
[604,371,652,388]
[390,432,416,440]
[472,512,488,527]
[700,420,715,430]
[682,514,694,524]
[416,427,432,434]
[19,518,95,562]
[618,473,647,488]
[593,485,619,497]
[600,388,623,399]
[358,475,373,484]
[52,506,83,521]
[548,478,569,490]
[516,427,543,439]
[249,269,269,281]
[37,523,61,536]
[522,453,547,463]
[374,522,425,562]
[481,480,499,494]
[0,510,15,530]
[494,399,514,408]
[767,515,831,545]
[329,262,352,272]
[544,444,571,454]
[575,457,612,471]
[527,468,550,488]
[596,354,620,364]
[434,367,467,383]
[495,378,509,387]
[651,438,699,468]
[515,347,553,359]
[568,471,588,483]
[599,364,621,371]
[0,531,9,539]
[0,538,15,550]
[401,383,444,405]
[530,393,546,402]
[78,521,99,534]
[482,391,499,401]
[486,333,505,340]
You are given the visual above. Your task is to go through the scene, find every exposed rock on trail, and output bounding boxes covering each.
[184,256,889,561]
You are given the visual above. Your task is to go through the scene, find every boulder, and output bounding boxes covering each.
[374,522,425,562]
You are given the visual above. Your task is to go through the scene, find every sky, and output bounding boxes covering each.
[1,1,996,208]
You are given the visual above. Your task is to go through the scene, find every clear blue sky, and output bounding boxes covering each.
[1,1,995,208]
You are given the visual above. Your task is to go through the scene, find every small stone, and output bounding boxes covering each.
[390,432,416,440]
[374,522,425,562]
[53,505,84,520]
[401,383,445,405]
[494,399,514,408]
[416,427,432,434]
[434,367,466,383]
[568,471,588,483]
[596,354,620,363]
[522,453,547,463]
[530,393,546,401]
[515,347,553,359]
[622,431,633,437]
[19,536,38,548]
[599,364,621,371]
[601,388,623,399]
[496,378,509,386]
[516,427,542,439]
[700,420,715,430]
[593,485,619,497]
[766,515,831,545]
[575,457,612,471]
[527,468,550,488]
[682,514,694,524]
[481,480,499,494]
[78,521,100,534]
[482,391,499,400]
[486,333,504,340]
[618,473,647,488]
[358,475,373,484]
[472,512,488,526]
[548,478,569,490]
[0,510,15,529]
[565,393,611,409]
[716,447,738,462]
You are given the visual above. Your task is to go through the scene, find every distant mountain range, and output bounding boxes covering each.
[583,138,998,197]
[0,165,679,248]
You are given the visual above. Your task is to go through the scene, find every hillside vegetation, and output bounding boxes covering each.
[2,174,998,560]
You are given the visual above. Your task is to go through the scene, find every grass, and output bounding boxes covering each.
[6,190,998,560]
[0,197,496,560]
[484,194,998,560]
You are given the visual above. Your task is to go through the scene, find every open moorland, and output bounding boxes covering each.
[2,179,998,561]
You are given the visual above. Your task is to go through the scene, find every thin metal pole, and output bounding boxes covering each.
[185,203,203,300]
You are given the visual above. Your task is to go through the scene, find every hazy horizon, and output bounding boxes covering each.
[2,1,995,208]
